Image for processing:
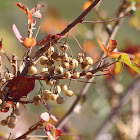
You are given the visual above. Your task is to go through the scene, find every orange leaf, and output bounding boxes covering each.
[115,61,124,75]
[108,39,117,53]
[108,52,121,58]
[82,1,92,10]
[23,37,36,48]
[15,3,33,25]
[97,39,108,55]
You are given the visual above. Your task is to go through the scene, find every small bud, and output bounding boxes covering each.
[47,59,55,66]
[65,90,73,97]
[60,84,68,92]
[61,62,69,69]
[57,96,65,104]
[33,94,41,102]
[47,46,54,57]
[73,72,80,79]
[40,56,48,65]
[81,62,89,70]
[13,108,21,116]
[1,120,7,126]
[46,79,54,86]
[54,86,61,94]
[55,66,63,74]
[23,37,36,48]
[86,72,93,79]
[64,71,71,79]
[40,68,48,73]
[43,90,52,99]
[7,122,15,129]
[50,94,58,101]
[51,52,61,61]
[85,57,93,65]
[28,66,37,75]
[60,44,68,52]
[5,73,14,81]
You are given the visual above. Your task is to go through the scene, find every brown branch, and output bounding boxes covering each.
[32,0,101,62]
[93,77,140,140]
[14,120,44,140]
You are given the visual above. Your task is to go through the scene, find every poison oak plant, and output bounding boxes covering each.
[0,0,140,140]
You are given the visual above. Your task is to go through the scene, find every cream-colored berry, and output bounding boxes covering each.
[34,100,41,106]
[47,59,55,66]
[60,84,68,92]
[28,66,37,75]
[40,68,48,73]
[54,86,61,94]
[81,62,89,70]
[65,90,73,97]
[1,120,7,126]
[64,71,71,79]
[60,53,68,61]
[9,116,17,123]
[55,66,63,74]
[46,79,54,86]
[43,90,52,99]
[40,56,48,65]
[54,79,59,85]
[86,72,93,79]
[13,108,21,116]
[60,44,68,52]
[51,52,61,61]
[33,94,41,102]
[61,62,69,69]
[57,96,65,104]
[50,94,58,101]
[47,46,54,57]
[73,59,79,68]
[85,57,93,65]
[73,72,80,79]
[7,122,15,129]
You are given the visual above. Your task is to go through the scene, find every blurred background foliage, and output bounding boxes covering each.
[0,0,140,140]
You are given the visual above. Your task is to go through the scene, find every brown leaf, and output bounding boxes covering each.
[31,4,45,19]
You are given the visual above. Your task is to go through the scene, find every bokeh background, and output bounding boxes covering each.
[0,0,140,139]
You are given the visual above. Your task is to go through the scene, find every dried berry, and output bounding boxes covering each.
[57,96,65,104]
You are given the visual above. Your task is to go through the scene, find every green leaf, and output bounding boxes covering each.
[118,53,140,74]
[115,62,124,75]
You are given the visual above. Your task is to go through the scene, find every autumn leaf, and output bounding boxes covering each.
[108,39,117,53]
[97,39,108,55]
[82,1,92,10]
[15,3,33,25]
[108,52,121,58]
[0,38,3,50]
[23,37,36,48]
[115,61,124,75]
[31,4,45,19]
[117,53,140,74]
[7,76,35,100]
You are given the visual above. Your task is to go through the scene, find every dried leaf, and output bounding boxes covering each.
[15,3,33,25]
[108,39,117,53]
[97,39,108,55]
[12,24,24,44]
[31,4,45,19]
[36,34,64,46]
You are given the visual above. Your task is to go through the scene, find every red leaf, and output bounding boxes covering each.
[12,24,24,44]
[7,76,35,100]
[108,52,121,58]
[97,39,108,55]
[31,4,45,19]
[40,112,50,121]
[55,129,63,140]
[108,39,117,53]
